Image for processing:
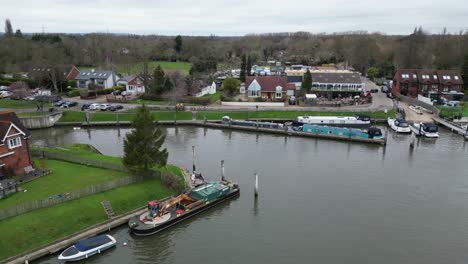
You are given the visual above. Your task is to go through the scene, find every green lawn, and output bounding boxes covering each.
[16,111,51,117]
[116,61,192,75]
[437,104,468,118]
[0,159,128,210]
[203,92,221,103]
[58,110,193,122]
[0,178,174,260]
[0,99,39,109]
[32,144,123,165]
[197,110,395,120]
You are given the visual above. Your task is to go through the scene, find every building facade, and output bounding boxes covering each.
[0,111,32,176]
[392,69,464,99]
[310,71,364,98]
[75,70,117,89]
[117,75,146,94]
[245,76,294,100]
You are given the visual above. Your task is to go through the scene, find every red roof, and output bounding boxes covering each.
[246,76,288,92]
[286,83,296,90]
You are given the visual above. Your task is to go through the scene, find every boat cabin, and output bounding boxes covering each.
[422,123,438,133]
[148,201,161,218]
[394,118,409,128]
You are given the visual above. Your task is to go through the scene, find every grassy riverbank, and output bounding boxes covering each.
[197,110,396,120]
[0,159,128,209]
[58,110,394,123]
[59,110,193,122]
[0,178,174,260]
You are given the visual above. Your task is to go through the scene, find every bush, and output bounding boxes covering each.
[67,89,81,97]
[161,171,186,193]
[220,94,233,102]
[139,93,163,101]
[181,96,212,106]
[67,80,77,88]
[79,89,89,97]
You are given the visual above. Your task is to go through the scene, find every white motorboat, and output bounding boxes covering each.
[409,105,423,115]
[58,234,116,262]
[410,122,439,138]
[388,118,411,133]
[296,115,371,126]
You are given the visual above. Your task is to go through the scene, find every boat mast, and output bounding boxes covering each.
[192,145,196,173]
[221,160,226,181]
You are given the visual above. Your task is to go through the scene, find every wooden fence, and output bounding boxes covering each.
[0,174,146,221]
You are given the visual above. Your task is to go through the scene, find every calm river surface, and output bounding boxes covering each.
[31,126,468,264]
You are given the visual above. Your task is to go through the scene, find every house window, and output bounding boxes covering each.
[443,85,449,92]
[249,90,260,97]
[431,84,438,89]
[433,75,437,79]
[454,76,459,80]
[422,84,428,92]
[8,137,21,149]
[128,85,134,91]
[275,86,283,98]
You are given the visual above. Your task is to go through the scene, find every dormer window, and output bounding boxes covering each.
[433,75,437,79]
[454,76,459,80]
[413,74,417,79]
[401,74,409,78]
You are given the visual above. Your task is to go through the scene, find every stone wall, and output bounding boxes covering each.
[19,112,62,129]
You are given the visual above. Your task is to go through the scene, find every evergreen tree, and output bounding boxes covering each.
[246,55,253,76]
[123,104,168,173]
[301,69,312,95]
[4,19,13,37]
[462,54,468,94]
[174,35,182,54]
[151,65,165,95]
[163,77,174,93]
[14,29,22,38]
[240,54,247,82]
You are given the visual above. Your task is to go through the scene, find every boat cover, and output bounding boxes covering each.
[75,235,112,251]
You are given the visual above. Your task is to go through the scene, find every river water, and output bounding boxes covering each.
[31,126,468,264]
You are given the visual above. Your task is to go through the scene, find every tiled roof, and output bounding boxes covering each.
[75,70,114,80]
[245,76,288,92]
[311,72,362,84]
[395,69,463,85]
[0,111,30,142]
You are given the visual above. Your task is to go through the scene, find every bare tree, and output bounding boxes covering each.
[4,19,13,37]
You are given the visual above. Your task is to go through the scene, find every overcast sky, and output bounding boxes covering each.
[2,0,468,35]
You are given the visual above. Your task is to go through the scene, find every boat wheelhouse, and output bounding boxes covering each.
[388,118,411,133]
[410,122,439,138]
[58,234,116,262]
[296,115,371,126]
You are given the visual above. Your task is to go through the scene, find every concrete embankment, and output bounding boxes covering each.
[19,112,62,129]
[56,120,386,145]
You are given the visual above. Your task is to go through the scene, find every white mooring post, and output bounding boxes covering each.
[221,160,226,182]
[410,132,415,148]
[254,172,258,197]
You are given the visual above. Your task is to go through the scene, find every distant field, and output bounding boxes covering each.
[116,61,192,75]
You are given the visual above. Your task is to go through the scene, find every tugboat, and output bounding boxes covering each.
[387,118,411,133]
[58,234,116,262]
[410,122,439,138]
[128,155,239,236]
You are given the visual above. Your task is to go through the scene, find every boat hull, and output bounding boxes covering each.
[388,119,411,133]
[58,235,116,262]
[129,188,240,236]
[409,125,439,138]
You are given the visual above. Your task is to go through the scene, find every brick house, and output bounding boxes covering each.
[0,111,32,176]
[245,76,295,100]
[392,69,464,100]
[31,65,80,81]
[75,69,117,89]
[117,75,146,94]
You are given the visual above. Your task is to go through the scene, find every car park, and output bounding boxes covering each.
[54,100,66,107]
[89,103,101,110]
[61,101,78,108]
[100,104,112,111]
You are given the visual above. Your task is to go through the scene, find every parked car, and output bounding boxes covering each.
[387,93,394,99]
[81,102,92,110]
[89,103,101,110]
[100,104,112,111]
[370,88,379,93]
[381,86,389,93]
[54,100,66,107]
[109,105,124,111]
[61,101,78,108]
[0,91,12,98]
[121,91,131,96]
[112,90,122,95]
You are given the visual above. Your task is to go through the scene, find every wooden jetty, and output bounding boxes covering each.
[432,117,468,138]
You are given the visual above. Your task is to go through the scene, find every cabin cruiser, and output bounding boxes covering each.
[295,115,371,126]
[58,234,116,262]
[388,118,411,133]
[410,122,439,138]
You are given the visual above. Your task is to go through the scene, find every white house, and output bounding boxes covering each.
[75,69,117,89]
[117,75,146,94]
[195,82,217,97]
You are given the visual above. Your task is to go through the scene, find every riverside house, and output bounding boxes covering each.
[245,76,295,100]
[392,69,464,100]
[75,69,118,89]
[117,75,146,94]
[0,111,32,177]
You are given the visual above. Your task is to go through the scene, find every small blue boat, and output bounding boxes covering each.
[299,124,384,139]
[58,234,116,262]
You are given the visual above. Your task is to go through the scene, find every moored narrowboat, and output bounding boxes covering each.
[299,124,384,139]
[296,115,371,126]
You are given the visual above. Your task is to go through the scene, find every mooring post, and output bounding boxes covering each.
[254,172,258,197]
[410,132,415,148]
[192,146,196,172]
[221,160,226,182]
[116,113,119,126]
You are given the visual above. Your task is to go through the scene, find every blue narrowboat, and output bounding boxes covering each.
[300,124,384,139]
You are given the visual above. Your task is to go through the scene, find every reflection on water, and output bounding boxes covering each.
[31,126,468,264]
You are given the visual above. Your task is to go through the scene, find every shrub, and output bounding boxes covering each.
[161,171,186,193]
[67,80,77,88]
[79,89,89,97]
[220,94,233,102]
[139,93,163,101]
[67,89,81,97]
[181,96,212,106]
